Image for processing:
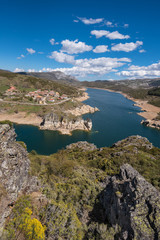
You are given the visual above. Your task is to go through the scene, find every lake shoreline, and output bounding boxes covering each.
[0,89,97,135]
[89,87,160,129]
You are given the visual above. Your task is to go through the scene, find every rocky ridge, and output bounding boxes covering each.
[141,119,160,130]
[65,104,99,116]
[100,163,160,240]
[0,124,40,235]
[66,141,97,151]
[40,112,92,135]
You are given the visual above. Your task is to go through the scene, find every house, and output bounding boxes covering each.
[55,92,60,97]
[49,91,55,96]
[61,94,68,99]
[48,98,55,103]
[5,85,18,96]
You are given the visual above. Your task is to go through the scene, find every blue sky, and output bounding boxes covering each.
[1,0,160,81]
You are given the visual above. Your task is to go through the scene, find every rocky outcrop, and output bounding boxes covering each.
[66,141,97,151]
[65,104,99,116]
[0,124,39,234]
[40,112,92,135]
[99,164,160,240]
[141,119,160,130]
[112,135,153,149]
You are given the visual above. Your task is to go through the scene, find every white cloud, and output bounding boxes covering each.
[61,39,93,54]
[28,69,36,72]
[139,49,146,53]
[49,38,55,45]
[91,30,130,39]
[78,17,104,25]
[17,54,25,59]
[14,68,25,72]
[106,21,113,26]
[26,48,36,54]
[38,52,44,54]
[48,51,75,64]
[111,41,143,52]
[73,19,79,23]
[117,61,160,79]
[42,57,131,77]
[93,45,109,53]
[124,24,129,28]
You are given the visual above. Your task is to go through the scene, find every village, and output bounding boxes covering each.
[4,85,69,105]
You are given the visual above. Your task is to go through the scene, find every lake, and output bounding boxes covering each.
[14,88,160,155]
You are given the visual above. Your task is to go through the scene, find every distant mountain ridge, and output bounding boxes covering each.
[19,71,80,86]
[83,77,160,89]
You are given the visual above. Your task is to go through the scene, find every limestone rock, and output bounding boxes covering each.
[66,104,99,116]
[100,164,160,240]
[112,135,153,150]
[0,124,40,234]
[66,141,97,151]
[141,119,160,130]
[40,112,92,134]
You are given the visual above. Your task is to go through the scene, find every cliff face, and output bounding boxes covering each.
[100,164,160,240]
[0,124,39,234]
[40,112,92,134]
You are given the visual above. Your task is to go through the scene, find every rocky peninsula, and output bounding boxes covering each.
[40,112,92,135]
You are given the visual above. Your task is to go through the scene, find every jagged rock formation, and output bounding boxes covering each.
[100,164,160,240]
[0,124,39,235]
[40,112,92,134]
[112,135,153,149]
[141,119,160,130]
[66,141,97,151]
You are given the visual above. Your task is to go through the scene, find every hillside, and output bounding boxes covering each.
[0,69,79,96]
[20,71,80,86]
[83,78,160,107]
[0,69,81,117]
[0,124,160,239]
[0,69,98,134]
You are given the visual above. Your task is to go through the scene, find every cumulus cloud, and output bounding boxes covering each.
[48,51,75,64]
[14,68,25,72]
[106,21,113,26]
[17,54,25,59]
[91,30,130,39]
[26,48,36,54]
[111,41,143,52]
[139,49,146,53]
[124,24,129,28]
[78,17,104,25]
[49,38,55,45]
[93,45,109,53]
[61,39,93,54]
[117,61,160,79]
[28,69,36,72]
[42,57,131,77]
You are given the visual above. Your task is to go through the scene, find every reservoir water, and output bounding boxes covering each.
[14,88,160,155]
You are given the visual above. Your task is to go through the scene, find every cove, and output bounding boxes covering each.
[14,88,160,155]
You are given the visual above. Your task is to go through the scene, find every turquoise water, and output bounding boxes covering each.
[14,88,160,155]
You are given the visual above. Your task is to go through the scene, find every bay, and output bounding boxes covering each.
[14,88,160,155]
